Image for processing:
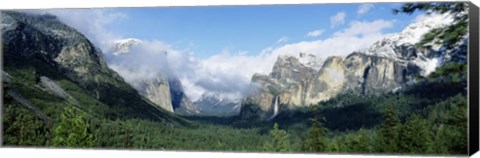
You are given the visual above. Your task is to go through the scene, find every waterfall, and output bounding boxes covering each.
[268,96,279,121]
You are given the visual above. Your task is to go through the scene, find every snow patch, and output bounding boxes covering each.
[112,38,143,55]
[279,52,324,71]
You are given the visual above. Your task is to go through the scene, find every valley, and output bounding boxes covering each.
[1,2,470,155]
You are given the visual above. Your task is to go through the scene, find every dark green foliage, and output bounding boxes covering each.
[417,28,443,47]
[91,119,270,151]
[416,16,468,48]
[393,2,466,15]
[328,129,376,153]
[2,100,50,146]
[401,2,469,48]
[302,105,328,152]
[428,62,467,83]
[375,103,400,153]
[425,95,468,154]
[263,123,291,152]
[398,114,431,154]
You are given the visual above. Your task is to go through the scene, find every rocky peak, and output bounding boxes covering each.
[192,92,241,116]
[277,52,324,71]
[271,54,317,84]
[106,38,195,113]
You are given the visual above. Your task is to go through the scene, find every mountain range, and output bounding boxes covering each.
[1,9,468,120]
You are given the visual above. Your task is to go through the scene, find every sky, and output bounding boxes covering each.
[104,3,420,58]
[35,3,426,101]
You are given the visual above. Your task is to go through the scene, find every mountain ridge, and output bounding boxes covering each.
[243,11,468,120]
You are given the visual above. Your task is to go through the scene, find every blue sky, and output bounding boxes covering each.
[104,3,422,58]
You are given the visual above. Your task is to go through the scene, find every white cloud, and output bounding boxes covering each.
[276,36,288,43]
[330,12,346,28]
[269,19,395,59]
[333,20,394,37]
[358,4,374,15]
[306,29,325,37]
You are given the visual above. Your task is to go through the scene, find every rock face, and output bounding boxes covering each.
[39,76,80,106]
[245,11,468,119]
[2,11,184,122]
[135,76,174,112]
[169,77,197,115]
[109,38,195,113]
[246,53,323,115]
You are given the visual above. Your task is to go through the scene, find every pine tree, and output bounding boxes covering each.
[302,104,328,152]
[376,103,400,153]
[392,2,466,15]
[398,114,431,153]
[347,128,373,153]
[50,102,95,148]
[263,123,291,152]
[445,97,468,154]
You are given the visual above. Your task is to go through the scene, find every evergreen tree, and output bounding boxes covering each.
[376,103,400,153]
[2,102,49,146]
[347,128,374,153]
[398,114,431,153]
[392,2,466,15]
[445,97,468,154]
[302,104,328,152]
[263,123,291,152]
[51,102,95,148]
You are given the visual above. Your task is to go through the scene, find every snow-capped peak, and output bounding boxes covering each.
[193,92,242,116]
[112,38,143,55]
[356,11,466,77]
[361,12,455,58]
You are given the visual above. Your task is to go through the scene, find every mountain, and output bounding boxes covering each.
[1,11,187,124]
[244,11,468,120]
[190,92,241,116]
[112,38,142,55]
[109,38,196,114]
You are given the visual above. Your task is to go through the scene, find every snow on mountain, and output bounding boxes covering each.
[193,92,241,116]
[358,11,464,76]
[362,12,455,58]
[112,38,142,55]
